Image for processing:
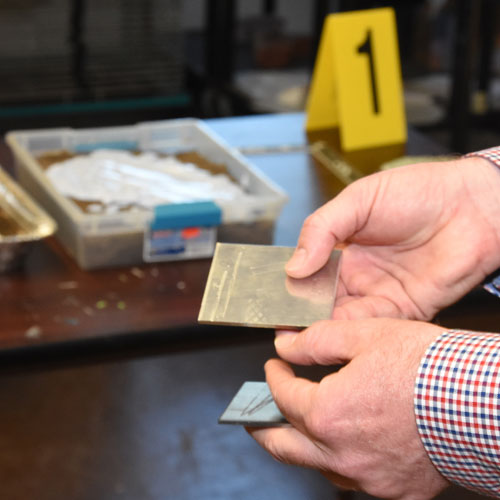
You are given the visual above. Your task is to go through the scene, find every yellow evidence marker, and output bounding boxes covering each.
[305,8,407,151]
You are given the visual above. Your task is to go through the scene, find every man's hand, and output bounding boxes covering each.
[286,158,500,320]
[248,319,449,499]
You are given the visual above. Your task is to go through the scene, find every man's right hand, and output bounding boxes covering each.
[286,157,500,321]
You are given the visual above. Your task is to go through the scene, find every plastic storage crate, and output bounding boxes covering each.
[6,119,288,269]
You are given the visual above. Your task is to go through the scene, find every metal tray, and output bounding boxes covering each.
[0,167,56,272]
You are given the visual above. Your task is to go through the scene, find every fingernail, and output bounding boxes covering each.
[286,247,307,272]
[274,331,298,349]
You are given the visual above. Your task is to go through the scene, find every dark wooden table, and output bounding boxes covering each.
[0,113,498,353]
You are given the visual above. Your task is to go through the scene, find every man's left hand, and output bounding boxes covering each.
[248,318,449,499]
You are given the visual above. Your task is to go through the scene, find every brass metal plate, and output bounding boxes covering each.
[198,243,341,329]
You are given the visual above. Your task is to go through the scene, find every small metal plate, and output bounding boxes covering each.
[0,167,57,272]
[198,243,341,329]
[219,381,288,427]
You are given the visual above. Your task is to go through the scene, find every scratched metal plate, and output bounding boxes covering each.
[198,243,341,329]
[219,381,288,427]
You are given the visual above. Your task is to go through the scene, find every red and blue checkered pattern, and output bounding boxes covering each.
[467,146,500,167]
[415,331,500,498]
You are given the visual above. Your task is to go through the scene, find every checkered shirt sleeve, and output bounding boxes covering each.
[415,330,500,498]
[465,146,500,298]
[466,146,500,168]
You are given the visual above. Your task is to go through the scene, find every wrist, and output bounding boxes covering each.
[459,152,500,269]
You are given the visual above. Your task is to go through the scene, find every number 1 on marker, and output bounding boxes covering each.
[357,29,379,115]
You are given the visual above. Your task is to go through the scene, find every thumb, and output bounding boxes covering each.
[285,178,376,279]
[274,319,391,366]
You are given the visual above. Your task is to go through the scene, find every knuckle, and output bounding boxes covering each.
[302,209,329,233]
[301,326,319,351]
[261,434,291,465]
[303,380,341,441]
[302,211,319,229]
[300,328,321,364]
[305,407,332,441]
[302,321,332,363]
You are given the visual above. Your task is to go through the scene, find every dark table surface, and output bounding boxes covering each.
[0,113,496,500]
[3,112,491,353]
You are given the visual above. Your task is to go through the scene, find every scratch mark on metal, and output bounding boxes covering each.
[249,261,286,275]
[241,393,275,416]
[210,269,228,322]
[222,250,243,318]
